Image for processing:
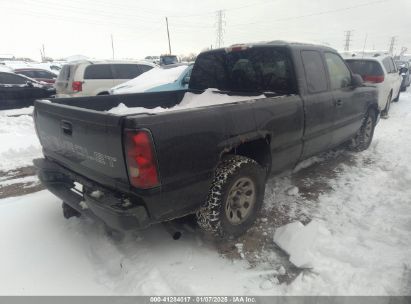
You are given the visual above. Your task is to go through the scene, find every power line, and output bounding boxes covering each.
[168,0,274,18]
[229,0,390,27]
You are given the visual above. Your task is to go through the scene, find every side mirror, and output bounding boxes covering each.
[182,75,190,85]
[351,74,363,87]
[25,81,34,87]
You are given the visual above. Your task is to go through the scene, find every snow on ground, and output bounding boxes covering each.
[0,107,41,172]
[0,92,411,295]
[0,191,256,295]
[0,65,13,72]
[281,95,411,295]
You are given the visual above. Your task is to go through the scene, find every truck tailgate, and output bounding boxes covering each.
[34,100,129,190]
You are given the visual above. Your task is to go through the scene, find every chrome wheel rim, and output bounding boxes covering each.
[225,177,256,225]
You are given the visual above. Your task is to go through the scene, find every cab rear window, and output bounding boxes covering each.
[190,47,296,94]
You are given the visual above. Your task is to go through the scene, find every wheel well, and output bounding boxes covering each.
[223,137,271,172]
[368,103,379,115]
[97,91,109,96]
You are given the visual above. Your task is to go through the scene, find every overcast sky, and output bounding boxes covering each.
[0,0,409,61]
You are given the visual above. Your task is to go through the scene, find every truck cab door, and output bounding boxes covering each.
[300,50,335,159]
[324,52,365,146]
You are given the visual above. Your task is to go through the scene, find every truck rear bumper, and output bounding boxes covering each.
[33,158,152,231]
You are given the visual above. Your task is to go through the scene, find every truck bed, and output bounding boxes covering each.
[50,89,187,112]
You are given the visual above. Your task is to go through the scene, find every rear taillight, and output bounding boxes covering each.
[72,81,83,92]
[124,130,159,189]
[362,75,384,83]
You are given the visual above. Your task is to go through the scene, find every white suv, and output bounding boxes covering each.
[345,54,402,117]
[55,60,156,97]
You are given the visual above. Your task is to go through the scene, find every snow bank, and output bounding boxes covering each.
[111,65,188,94]
[107,88,265,115]
[283,93,411,295]
[0,191,257,295]
[0,111,41,171]
[0,65,13,72]
[274,221,321,268]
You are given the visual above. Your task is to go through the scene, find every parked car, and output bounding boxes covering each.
[33,41,378,238]
[14,68,57,85]
[395,60,411,91]
[144,56,160,65]
[159,54,179,66]
[110,64,193,94]
[0,71,55,110]
[54,61,157,97]
[345,54,402,118]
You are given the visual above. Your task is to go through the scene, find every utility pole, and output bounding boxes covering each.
[361,34,368,58]
[111,34,115,60]
[165,17,172,54]
[40,44,46,62]
[388,36,397,55]
[343,30,353,52]
[215,10,225,48]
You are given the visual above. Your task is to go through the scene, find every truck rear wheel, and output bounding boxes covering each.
[348,109,376,152]
[196,155,266,238]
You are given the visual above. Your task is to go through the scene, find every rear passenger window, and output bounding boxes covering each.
[324,52,352,90]
[112,64,141,79]
[389,58,397,73]
[383,58,393,73]
[84,65,113,79]
[345,60,383,77]
[36,70,56,79]
[301,50,328,93]
[58,65,72,81]
[18,71,35,78]
[138,64,153,73]
[0,73,28,85]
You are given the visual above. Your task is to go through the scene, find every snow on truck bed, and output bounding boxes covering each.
[107,88,265,115]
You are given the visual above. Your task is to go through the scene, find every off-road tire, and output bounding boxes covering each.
[196,155,266,238]
[349,109,377,152]
[62,202,81,219]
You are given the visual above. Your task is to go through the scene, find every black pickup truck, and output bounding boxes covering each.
[34,41,379,238]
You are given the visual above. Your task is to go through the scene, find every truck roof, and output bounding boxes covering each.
[203,40,337,54]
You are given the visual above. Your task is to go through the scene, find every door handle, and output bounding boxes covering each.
[335,99,343,107]
[61,120,72,136]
